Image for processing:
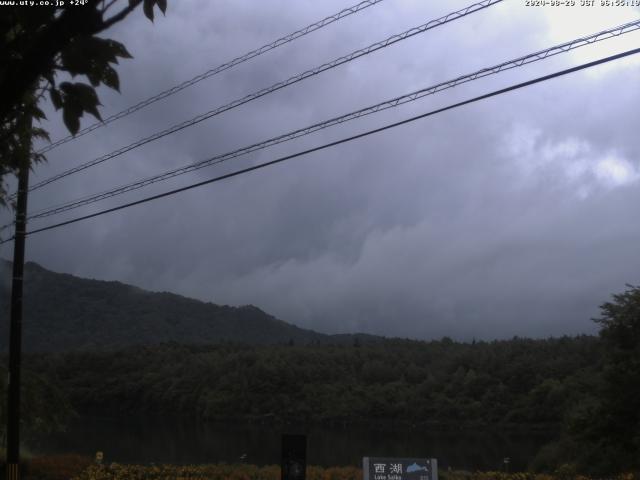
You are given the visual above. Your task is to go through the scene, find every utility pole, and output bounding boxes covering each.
[6,114,31,480]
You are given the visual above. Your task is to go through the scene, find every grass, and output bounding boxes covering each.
[68,463,637,480]
[0,455,635,480]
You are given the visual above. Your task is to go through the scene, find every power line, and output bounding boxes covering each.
[36,0,387,155]
[24,18,640,221]
[0,223,15,251]
[4,46,637,243]
[26,0,503,194]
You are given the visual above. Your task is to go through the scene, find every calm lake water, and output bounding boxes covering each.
[37,416,554,471]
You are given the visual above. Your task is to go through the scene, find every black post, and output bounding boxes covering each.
[281,434,306,480]
[6,160,30,480]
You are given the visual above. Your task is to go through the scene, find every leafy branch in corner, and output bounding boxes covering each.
[0,0,168,208]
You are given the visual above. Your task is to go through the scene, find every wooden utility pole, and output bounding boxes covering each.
[5,115,31,480]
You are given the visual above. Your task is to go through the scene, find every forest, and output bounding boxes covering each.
[1,262,639,474]
[20,336,601,428]
[0,328,637,474]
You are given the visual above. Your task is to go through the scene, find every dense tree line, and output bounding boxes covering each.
[24,336,601,429]
[0,364,74,446]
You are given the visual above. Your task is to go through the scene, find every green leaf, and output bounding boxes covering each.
[58,37,132,96]
[107,39,133,60]
[59,82,103,128]
[60,39,89,76]
[32,106,46,121]
[50,88,62,110]
[101,65,120,92]
[32,127,51,143]
[157,0,167,14]
[31,152,47,165]
[62,107,80,135]
[61,37,131,77]
[143,0,154,21]
[86,69,101,87]
[84,103,102,121]
[69,83,103,121]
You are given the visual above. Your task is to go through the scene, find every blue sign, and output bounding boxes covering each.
[363,457,437,480]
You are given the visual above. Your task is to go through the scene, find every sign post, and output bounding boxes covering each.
[363,457,438,480]
[281,434,306,480]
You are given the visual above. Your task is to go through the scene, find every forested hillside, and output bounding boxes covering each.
[0,260,378,352]
[25,336,601,428]
[3,260,636,474]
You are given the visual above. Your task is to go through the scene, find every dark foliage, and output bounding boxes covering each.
[23,336,601,430]
[0,0,167,207]
[0,363,75,445]
[3,260,638,474]
[564,285,640,475]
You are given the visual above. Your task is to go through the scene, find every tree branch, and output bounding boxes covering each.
[102,0,143,30]
[102,0,120,14]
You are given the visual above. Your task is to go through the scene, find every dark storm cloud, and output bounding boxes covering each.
[2,0,640,339]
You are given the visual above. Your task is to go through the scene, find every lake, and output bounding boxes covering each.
[36,416,554,471]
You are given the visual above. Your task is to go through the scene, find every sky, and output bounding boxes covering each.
[2,0,640,340]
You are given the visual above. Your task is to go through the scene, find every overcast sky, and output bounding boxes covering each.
[2,0,640,340]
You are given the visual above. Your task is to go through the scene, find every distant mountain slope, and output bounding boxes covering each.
[0,260,374,352]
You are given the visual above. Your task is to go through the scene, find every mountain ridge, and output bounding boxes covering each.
[0,258,380,352]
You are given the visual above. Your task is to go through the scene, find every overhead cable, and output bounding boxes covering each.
[37,0,388,155]
[4,46,636,243]
[25,18,640,221]
[26,0,503,194]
